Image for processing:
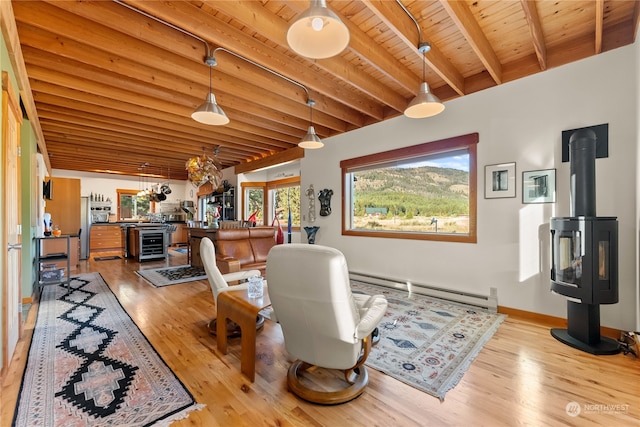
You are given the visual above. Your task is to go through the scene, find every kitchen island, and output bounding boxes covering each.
[89,222,185,261]
[127,225,167,262]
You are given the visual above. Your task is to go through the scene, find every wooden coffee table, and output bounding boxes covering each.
[216,286,271,382]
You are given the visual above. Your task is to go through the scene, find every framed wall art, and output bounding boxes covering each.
[485,162,516,199]
[522,169,556,203]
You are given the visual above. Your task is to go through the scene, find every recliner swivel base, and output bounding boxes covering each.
[287,360,369,405]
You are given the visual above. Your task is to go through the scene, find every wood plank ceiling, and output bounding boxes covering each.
[10,0,640,181]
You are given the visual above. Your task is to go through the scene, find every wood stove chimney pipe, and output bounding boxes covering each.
[569,129,597,217]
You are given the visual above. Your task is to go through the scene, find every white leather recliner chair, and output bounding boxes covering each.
[267,244,388,404]
[200,237,263,336]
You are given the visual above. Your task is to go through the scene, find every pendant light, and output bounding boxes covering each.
[299,99,324,149]
[287,0,350,59]
[192,57,229,125]
[404,42,445,119]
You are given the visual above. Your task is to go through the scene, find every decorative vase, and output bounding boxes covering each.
[304,226,319,244]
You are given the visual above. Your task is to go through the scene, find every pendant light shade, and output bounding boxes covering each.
[192,60,229,126]
[299,99,324,149]
[299,125,324,149]
[404,42,444,119]
[287,0,349,59]
[191,92,229,125]
[404,82,445,118]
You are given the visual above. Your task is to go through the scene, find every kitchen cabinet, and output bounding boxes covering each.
[43,177,81,236]
[90,224,122,252]
[170,223,188,246]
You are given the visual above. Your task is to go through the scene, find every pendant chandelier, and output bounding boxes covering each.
[186,147,223,188]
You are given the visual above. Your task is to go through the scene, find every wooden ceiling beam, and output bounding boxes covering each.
[9,0,637,181]
[440,0,503,85]
[206,0,410,112]
[0,0,50,172]
[361,0,465,96]
[39,118,286,159]
[29,80,299,148]
[234,147,305,175]
[520,0,547,71]
[39,119,269,159]
[15,2,343,133]
[123,0,384,120]
[42,0,373,125]
[42,131,245,165]
[594,0,604,54]
[35,106,266,158]
[32,91,299,149]
[42,133,251,170]
[20,44,336,138]
[26,60,328,137]
[20,3,358,130]
[43,148,190,180]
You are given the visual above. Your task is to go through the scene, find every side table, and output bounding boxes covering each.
[216,287,271,382]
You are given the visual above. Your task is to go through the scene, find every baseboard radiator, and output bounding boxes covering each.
[349,271,498,313]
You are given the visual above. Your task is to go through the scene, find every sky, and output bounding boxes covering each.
[404,153,469,172]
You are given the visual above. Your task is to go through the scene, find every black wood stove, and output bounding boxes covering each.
[550,129,620,355]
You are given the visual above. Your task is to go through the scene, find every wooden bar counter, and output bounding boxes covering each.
[188,227,217,268]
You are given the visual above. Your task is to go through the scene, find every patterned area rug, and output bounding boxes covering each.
[351,281,506,400]
[13,273,204,426]
[136,264,207,287]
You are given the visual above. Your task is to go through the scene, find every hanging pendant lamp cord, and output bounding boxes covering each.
[208,65,212,93]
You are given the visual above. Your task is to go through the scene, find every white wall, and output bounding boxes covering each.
[301,44,638,331]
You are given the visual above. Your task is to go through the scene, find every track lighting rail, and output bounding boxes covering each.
[114,0,321,147]
[210,47,312,104]
[396,0,424,46]
[113,0,312,104]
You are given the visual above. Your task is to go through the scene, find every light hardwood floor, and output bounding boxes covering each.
[2,249,639,427]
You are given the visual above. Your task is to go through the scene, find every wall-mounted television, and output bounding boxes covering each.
[43,180,53,200]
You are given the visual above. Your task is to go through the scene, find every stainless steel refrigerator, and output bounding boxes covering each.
[80,196,91,259]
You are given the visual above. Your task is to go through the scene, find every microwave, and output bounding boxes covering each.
[92,212,109,223]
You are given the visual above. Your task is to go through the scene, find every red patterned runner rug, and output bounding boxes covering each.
[12,273,204,426]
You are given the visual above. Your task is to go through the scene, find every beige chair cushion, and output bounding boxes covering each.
[266,244,387,370]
